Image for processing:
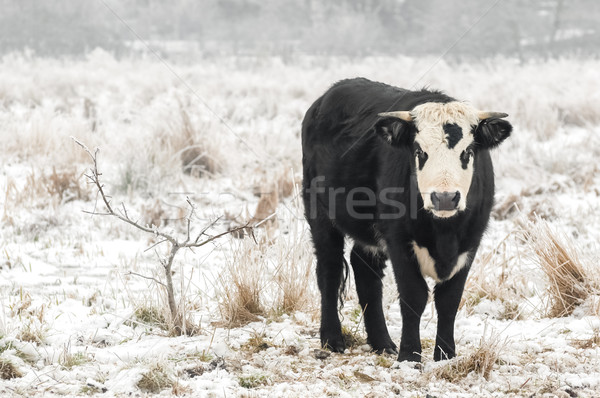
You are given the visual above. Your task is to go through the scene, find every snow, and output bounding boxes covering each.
[1,51,600,397]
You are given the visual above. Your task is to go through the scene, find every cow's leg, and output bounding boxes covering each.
[309,221,346,352]
[433,265,470,361]
[388,244,429,362]
[350,244,397,354]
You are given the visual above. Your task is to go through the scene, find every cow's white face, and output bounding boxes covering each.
[374,100,512,219]
[411,102,479,218]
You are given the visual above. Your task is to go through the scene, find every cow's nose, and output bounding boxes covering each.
[430,191,460,211]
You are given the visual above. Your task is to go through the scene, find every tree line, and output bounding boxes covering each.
[1,0,598,59]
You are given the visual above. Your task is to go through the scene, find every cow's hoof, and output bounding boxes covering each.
[321,335,346,353]
[397,351,422,363]
[372,340,398,355]
[375,346,398,355]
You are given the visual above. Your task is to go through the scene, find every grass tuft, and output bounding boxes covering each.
[571,328,600,349]
[341,325,365,350]
[431,333,504,382]
[238,373,269,389]
[60,351,90,369]
[0,358,23,380]
[524,219,594,317]
[242,333,272,354]
[133,306,168,330]
[217,239,266,327]
[137,364,174,393]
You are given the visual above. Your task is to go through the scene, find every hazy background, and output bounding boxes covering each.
[1,0,599,60]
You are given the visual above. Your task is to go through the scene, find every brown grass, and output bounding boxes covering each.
[250,185,278,241]
[524,219,593,317]
[460,231,523,317]
[570,328,600,349]
[176,106,223,177]
[217,239,266,326]
[272,226,314,314]
[0,358,22,380]
[431,333,504,382]
[137,364,174,393]
[46,167,90,203]
[2,167,89,220]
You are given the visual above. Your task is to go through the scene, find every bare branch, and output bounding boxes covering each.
[125,272,166,287]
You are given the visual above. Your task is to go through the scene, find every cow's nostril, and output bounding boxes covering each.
[452,192,460,207]
[430,192,440,208]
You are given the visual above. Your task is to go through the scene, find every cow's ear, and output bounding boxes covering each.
[474,118,512,149]
[373,117,413,147]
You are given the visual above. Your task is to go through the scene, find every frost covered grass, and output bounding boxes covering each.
[1,51,600,397]
[524,218,598,317]
[430,331,504,382]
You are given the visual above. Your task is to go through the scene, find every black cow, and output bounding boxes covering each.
[301,78,512,362]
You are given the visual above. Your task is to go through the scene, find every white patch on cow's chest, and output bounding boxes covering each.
[411,241,470,283]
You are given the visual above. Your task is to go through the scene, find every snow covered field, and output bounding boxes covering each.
[1,51,599,397]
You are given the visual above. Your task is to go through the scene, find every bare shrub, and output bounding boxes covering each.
[523,219,594,317]
[74,139,247,335]
[430,332,504,382]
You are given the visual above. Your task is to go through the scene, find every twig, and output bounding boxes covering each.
[125,272,166,287]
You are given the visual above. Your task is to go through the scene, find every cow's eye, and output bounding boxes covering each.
[460,148,474,168]
[415,148,428,169]
[465,148,474,161]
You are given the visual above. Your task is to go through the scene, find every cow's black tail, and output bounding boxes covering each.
[339,257,350,308]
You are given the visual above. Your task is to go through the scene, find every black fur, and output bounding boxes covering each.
[443,123,463,149]
[301,78,511,361]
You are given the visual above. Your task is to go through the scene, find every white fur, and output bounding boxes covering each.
[410,102,480,218]
[411,241,470,282]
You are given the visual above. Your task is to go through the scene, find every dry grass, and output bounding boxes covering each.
[570,328,600,349]
[0,358,22,380]
[341,325,366,349]
[16,322,46,345]
[137,364,174,393]
[460,232,524,318]
[217,194,316,325]
[217,239,266,326]
[132,306,168,331]
[242,332,272,354]
[45,167,90,203]
[523,219,594,317]
[2,167,89,220]
[60,349,91,370]
[176,106,223,178]
[250,185,278,241]
[272,220,315,314]
[430,332,504,382]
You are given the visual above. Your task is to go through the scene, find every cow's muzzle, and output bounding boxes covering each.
[430,191,461,211]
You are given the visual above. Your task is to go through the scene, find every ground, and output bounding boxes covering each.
[1,51,599,397]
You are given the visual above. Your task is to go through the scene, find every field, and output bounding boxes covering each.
[1,50,600,397]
